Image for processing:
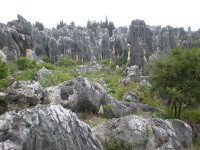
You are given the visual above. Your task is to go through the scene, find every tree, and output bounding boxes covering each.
[32,21,44,31]
[57,20,66,29]
[86,17,115,36]
[147,48,200,118]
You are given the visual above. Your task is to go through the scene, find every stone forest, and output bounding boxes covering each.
[0,15,200,150]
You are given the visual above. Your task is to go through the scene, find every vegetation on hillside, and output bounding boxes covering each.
[147,47,200,119]
[0,59,8,88]
[1,46,200,149]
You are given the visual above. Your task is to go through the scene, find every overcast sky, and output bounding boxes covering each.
[1,0,199,31]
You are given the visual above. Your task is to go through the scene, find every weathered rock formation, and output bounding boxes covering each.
[0,104,103,150]
[0,15,34,61]
[158,26,176,54]
[48,37,58,63]
[76,61,102,73]
[92,115,192,150]
[31,28,50,56]
[2,81,43,112]
[110,27,128,59]
[102,94,158,118]
[43,77,106,113]
[35,66,52,81]
[127,20,153,68]
[96,27,111,59]
[177,27,192,49]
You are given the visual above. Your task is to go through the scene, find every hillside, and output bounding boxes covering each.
[0,15,200,150]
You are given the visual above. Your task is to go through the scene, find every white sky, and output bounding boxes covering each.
[0,0,199,31]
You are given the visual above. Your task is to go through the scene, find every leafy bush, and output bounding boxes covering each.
[14,69,36,81]
[55,55,78,67]
[39,71,71,88]
[110,50,128,70]
[41,55,50,63]
[192,39,200,48]
[0,59,8,79]
[98,136,132,150]
[97,59,110,67]
[0,59,8,89]
[182,107,200,123]
[15,57,36,70]
[147,47,200,118]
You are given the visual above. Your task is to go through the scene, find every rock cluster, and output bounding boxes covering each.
[0,104,103,150]
[92,115,192,150]
[127,20,153,68]
[0,15,34,61]
[43,77,106,113]
[158,26,176,55]
[76,61,102,73]
[0,76,194,150]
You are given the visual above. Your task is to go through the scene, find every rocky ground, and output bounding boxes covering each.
[0,15,200,150]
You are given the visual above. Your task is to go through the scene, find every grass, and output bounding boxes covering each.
[186,139,200,150]
[2,56,200,139]
[77,112,107,127]
[181,106,200,124]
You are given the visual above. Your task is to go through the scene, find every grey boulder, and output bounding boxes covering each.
[44,77,106,113]
[4,81,43,111]
[35,66,52,81]
[102,95,158,118]
[0,104,103,150]
[92,115,192,150]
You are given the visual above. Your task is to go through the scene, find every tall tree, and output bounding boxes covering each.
[57,20,66,29]
[86,17,115,36]
[32,21,44,31]
[147,48,200,118]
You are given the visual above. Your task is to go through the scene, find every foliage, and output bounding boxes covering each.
[187,139,200,150]
[15,57,36,70]
[41,55,50,63]
[192,40,200,48]
[110,50,128,70]
[87,16,115,36]
[182,106,200,123]
[147,47,200,118]
[57,20,66,29]
[98,136,132,150]
[97,59,110,67]
[0,59,8,89]
[32,21,44,31]
[39,71,71,88]
[13,61,55,81]
[14,69,35,81]
[55,55,78,67]
[0,59,8,80]
[77,112,106,127]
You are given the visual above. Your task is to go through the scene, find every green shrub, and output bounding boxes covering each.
[110,50,128,70]
[0,59,8,79]
[35,62,55,70]
[40,71,71,88]
[98,59,110,67]
[0,59,8,89]
[56,55,78,67]
[14,70,35,81]
[182,107,200,123]
[15,57,35,70]
[147,47,200,118]
[41,55,50,63]
[98,136,132,150]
